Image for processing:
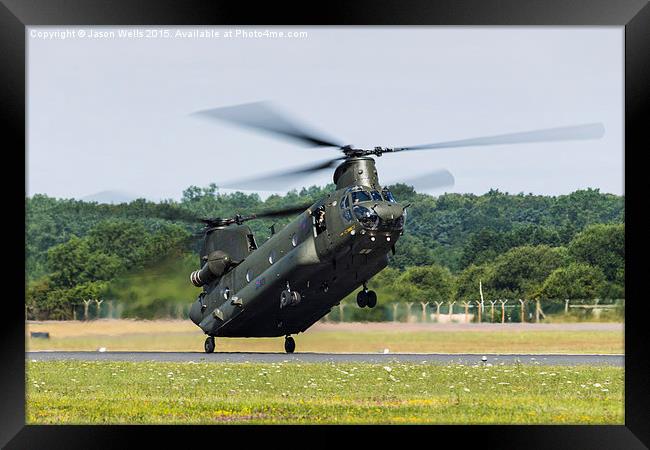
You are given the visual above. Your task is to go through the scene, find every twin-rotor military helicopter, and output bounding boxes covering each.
[157,102,604,353]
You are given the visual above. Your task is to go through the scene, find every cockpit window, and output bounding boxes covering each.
[370,190,382,201]
[382,189,397,202]
[351,190,372,204]
[340,195,349,209]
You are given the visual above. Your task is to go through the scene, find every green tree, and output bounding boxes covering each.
[26,277,52,319]
[488,245,567,299]
[460,229,509,268]
[455,264,494,302]
[394,265,455,302]
[568,224,624,286]
[47,236,122,289]
[537,263,607,301]
[389,234,438,270]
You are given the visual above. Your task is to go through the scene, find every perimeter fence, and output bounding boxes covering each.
[56,297,624,323]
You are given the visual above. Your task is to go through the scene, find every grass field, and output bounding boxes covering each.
[26,320,624,354]
[26,360,624,424]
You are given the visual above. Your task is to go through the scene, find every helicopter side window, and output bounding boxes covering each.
[247,234,257,251]
[351,190,372,204]
[370,190,382,201]
[313,205,327,235]
[382,189,397,203]
[340,195,352,222]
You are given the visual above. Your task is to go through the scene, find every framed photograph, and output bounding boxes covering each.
[4,0,648,447]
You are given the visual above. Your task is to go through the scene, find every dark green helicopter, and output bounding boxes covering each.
[176,102,604,353]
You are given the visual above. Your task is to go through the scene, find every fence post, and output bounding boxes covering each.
[392,303,399,322]
[490,301,497,322]
[499,300,508,323]
[95,299,104,319]
[435,302,443,322]
[476,300,482,323]
[565,299,570,314]
[420,302,429,322]
[82,299,91,321]
[107,300,114,319]
[405,302,414,322]
[519,299,525,323]
[462,301,470,323]
[448,301,456,321]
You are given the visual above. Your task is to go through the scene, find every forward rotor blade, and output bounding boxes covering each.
[387,169,455,192]
[219,157,345,190]
[395,123,605,152]
[192,102,344,148]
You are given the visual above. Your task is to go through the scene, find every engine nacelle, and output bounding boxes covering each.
[190,250,231,287]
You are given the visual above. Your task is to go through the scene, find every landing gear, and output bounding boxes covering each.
[356,286,378,309]
[284,335,296,354]
[280,282,302,309]
[280,290,301,308]
[204,336,215,354]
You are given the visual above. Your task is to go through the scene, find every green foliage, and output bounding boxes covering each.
[486,245,567,299]
[47,236,123,288]
[27,280,108,320]
[455,264,493,302]
[537,263,607,301]
[568,224,624,285]
[388,234,438,269]
[395,265,455,302]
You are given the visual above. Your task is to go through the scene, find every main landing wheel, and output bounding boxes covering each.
[366,290,377,308]
[204,336,215,354]
[284,335,296,354]
[356,290,368,308]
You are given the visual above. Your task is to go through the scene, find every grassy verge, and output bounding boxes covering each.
[26,360,623,424]
[26,326,624,353]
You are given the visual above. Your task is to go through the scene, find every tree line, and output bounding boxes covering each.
[25,185,624,319]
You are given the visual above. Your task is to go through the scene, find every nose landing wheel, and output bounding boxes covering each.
[204,336,215,353]
[284,335,296,353]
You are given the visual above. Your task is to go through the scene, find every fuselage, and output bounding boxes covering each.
[189,157,405,337]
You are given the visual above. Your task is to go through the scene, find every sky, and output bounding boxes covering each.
[27,26,624,201]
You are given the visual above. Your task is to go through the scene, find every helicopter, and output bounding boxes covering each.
[170,102,604,353]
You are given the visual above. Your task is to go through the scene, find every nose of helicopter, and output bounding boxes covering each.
[372,202,406,229]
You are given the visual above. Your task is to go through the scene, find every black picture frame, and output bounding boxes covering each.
[3,0,648,448]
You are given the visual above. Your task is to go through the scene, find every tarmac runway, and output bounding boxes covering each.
[26,351,624,366]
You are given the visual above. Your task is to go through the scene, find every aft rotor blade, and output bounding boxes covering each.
[219,157,345,190]
[396,169,455,192]
[146,204,203,223]
[395,123,605,152]
[253,202,314,219]
[101,202,202,223]
[192,102,344,148]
